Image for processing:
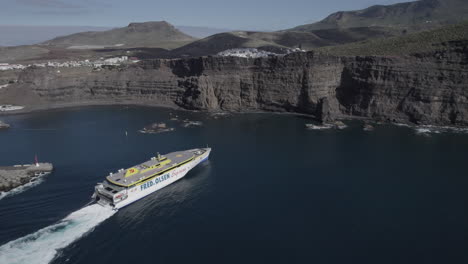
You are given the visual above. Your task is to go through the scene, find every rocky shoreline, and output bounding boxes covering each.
[0,99,183,116]
[0,163,53,193]
[0,42,466,127]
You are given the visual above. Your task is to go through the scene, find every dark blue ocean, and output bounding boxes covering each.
[0,106,467,264]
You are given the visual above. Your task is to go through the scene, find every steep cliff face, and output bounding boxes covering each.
[11,53,345,119]
[4,44,467,126]
[336,42,468,125]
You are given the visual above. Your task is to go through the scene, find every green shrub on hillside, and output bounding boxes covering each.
[315,21,468,56]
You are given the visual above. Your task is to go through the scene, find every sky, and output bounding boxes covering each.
[1,0,414,30]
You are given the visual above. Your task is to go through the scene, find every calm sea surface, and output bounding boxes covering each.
[0,106,467,264]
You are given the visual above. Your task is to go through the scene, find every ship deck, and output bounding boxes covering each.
[106,150,196,187]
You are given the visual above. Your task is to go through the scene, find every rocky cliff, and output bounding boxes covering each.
[1,41,467,126]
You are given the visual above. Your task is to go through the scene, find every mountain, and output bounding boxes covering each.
[168,27,403,58]
[291,0,468,32]
[0,24,232,47]
[170,0,468,58]
[274,0,468,52]
[4,0,468,61]
[175,26,234,38]
[43,21,195,49]
[0,25,111,47]
[169,31,332,57]
[316,20,468,56]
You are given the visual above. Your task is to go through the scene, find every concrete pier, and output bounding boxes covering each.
[0,163,53,192]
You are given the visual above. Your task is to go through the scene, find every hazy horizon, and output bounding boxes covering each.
[0,24,237,46]
[2,0,414,31]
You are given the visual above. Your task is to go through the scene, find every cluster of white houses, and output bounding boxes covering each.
[217,48,306,59]
[0,56,135,71]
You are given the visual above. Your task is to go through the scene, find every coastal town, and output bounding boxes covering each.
[0,56,136,71]
[0,56,138,112]
[217,47,305,58]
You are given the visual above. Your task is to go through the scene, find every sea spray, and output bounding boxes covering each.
[0,204,116,264]
[414,125,468,135]
[0,177,46,201]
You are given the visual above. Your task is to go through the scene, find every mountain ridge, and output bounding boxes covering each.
[168,0,468,58]
[290,0,468,32]
[42,21,195,49]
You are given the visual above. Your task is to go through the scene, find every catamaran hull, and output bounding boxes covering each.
[97,149,210,210]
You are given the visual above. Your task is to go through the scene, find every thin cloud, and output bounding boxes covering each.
[17,0,83,9]
[32,9,91,15]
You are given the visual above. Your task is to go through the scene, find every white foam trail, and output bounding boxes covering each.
[0,204,116,264]
[414,125,468,135]
[415,128,435,135]
[394,123,412,127]
[305,124,333,130]
[0,177,45,201]
[305,123,347,130]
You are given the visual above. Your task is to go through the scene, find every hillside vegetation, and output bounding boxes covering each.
[286,0,468,46]
[315,21,468,56]
[292,0,468,32]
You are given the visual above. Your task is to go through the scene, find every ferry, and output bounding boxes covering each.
[92,148,211,210]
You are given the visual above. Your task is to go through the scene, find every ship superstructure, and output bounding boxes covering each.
[93,148,210,209]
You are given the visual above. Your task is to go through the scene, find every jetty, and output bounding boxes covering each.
[0,163,53,192]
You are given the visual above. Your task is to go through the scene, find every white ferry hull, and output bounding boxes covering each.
[97,149,210,210]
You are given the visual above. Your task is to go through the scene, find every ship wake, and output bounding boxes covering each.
[0,203,116,264]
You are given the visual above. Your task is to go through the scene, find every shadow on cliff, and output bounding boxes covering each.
[335,62,378,120]
[170,58,205,78]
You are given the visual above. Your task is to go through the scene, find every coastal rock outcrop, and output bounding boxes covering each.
[140,122,175,134]
[1,41,467,126]
[0,163,53,193]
